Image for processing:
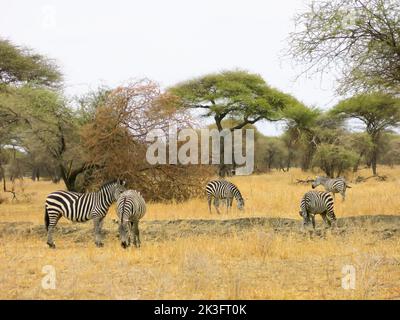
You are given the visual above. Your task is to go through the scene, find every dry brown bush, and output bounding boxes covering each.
[81,79,212,202]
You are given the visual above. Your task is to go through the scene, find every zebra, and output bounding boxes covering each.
[116,190,146,248]
[44,179,126,248]
[206,180,244,214]
[299,190,336,229]
[312,176,351,201]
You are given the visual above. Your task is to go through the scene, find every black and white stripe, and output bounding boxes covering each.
[116,190,146,248]
[44,179,126,248]
[206,180,244,214]
[312,176,351,200]
[299,190,336,229]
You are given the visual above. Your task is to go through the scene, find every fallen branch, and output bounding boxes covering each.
[295,178,314,184]
[355,175,388,183]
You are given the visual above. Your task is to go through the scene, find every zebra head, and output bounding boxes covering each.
[299,209,312,228]
[237,197,245,210]
[299,198,312,228]
[101,179,127,201]
[311,176,324,189]
[114,179,127,200]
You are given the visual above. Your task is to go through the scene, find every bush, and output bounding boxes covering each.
[312,144,358,177]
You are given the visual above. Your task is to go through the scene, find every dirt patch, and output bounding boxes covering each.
[0,215,399,244]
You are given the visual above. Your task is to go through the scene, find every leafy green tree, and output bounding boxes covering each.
[262,137,287,171]
[169,70,294,176]
[331,92,400,175]
[380,133,400,167]
[0,38,61,87]
[281,102,321,171]
[0,85,91,190]
[346,132,374,172]
[312,144,358,177]
[0,38,64,186]
[289,0,400,93]
[74,86,111,125]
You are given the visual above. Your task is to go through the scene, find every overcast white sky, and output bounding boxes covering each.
[1,0,341,135]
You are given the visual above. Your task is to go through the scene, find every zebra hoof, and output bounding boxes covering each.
[95,242,104,248]
[47,242,56,249]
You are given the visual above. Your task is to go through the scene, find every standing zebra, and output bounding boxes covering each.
[116,190,146,248]
[206,180,244,214]
[312,176,351,201]
[44,179,126,248]
[299,190,336,229]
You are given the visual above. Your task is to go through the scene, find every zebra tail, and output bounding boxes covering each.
[44,206,49,231]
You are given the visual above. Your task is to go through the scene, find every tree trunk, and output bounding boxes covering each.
[371,151,378,176]
[59,164,85,191]
[370,133,379,176]
[216,117,229,178]
[353,153,363,173]
[286,151,292,172]
[218,141,227,177]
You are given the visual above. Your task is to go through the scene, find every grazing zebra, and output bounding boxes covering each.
[116,190,146,248]
[206,180,244,214]
[44,179,126,248]
[312,176,351,201]
[299,190,336,229]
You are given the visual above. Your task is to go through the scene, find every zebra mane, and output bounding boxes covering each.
[100,180,119,190]
[233,185,244,201]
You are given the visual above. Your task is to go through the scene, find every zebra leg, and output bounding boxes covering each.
[326,209,337,228]
[214,199,221,214]
[119,223,129,248]
[93,216,104,247]
[133,220,141,248]
[228,197,233,212]
[207,196,212,214]
[341,191,346,201]
[46,212,61,249]
[128,222,134,247]
[321,213,331,228]
[311,215,316,230]
[99,216,105,234]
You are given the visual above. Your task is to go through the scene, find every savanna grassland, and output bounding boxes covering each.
[0,167,399,299]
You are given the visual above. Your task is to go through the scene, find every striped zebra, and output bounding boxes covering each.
[116,190,146,248]
[206,180,244,214]
[312,176,351,201]
[299,190,336,229]
[44,179,126,248]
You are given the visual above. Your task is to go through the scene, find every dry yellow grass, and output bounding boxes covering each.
[0,167,399,299]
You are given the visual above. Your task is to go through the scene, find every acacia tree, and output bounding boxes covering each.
[346,132,374,172]
[169,70,294,176]
[331,92,400,175]
[281,102,321,171]
[0,39,64,190]
[0,38,61,87]
[0,86,91,190]
[289,0,400,93]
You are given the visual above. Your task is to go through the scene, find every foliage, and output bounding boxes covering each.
[0,38,61,87]
[289,0,400,93]
[331,92,400,175]
[312,143,358,177]
[81,79,212,201]
[169,70,297,176]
